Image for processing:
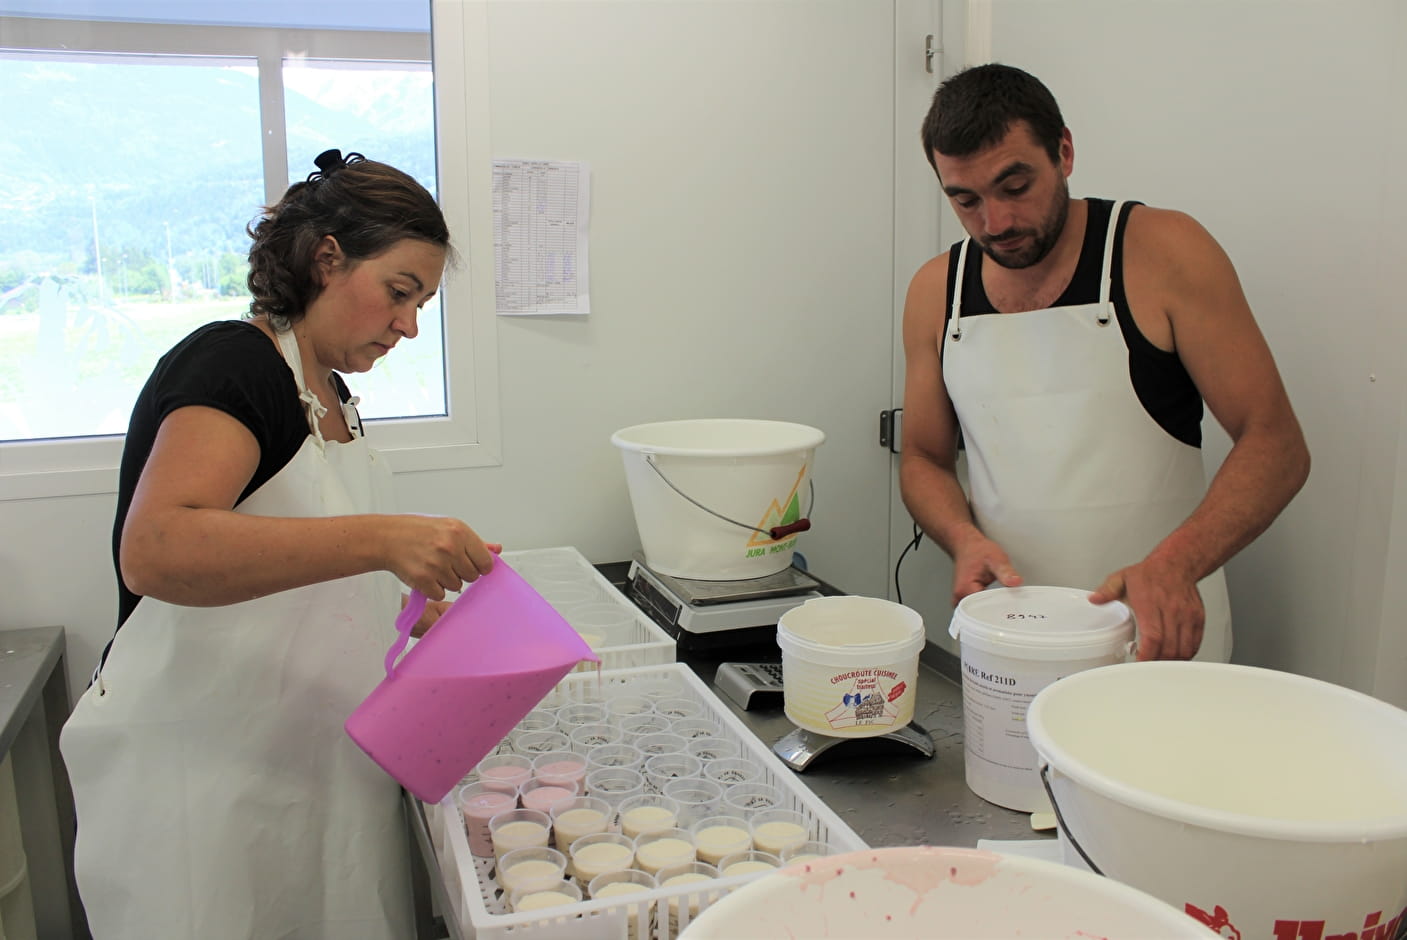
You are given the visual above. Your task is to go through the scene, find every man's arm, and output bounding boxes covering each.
[898,254,1023,606]
[1090,207,1311,659]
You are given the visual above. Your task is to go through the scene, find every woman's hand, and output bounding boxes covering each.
[402,540,504,636]
[408,598,452,638]
[377,515,497,601]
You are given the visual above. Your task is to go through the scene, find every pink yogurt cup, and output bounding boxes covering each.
[533,751,589,794]
[476,755,534,794]
[458,782,519,857]
[520,780,579,814]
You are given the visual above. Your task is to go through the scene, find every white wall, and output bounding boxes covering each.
[0,0,912,697]
[408,0,902,594]
[983,0,1406,705]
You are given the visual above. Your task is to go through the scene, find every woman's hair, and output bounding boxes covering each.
[245,150,453,327]
[920,64,1065,172]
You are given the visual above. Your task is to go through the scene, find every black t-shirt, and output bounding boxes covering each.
[112,320,349,630]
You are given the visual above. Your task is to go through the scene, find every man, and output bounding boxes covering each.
[900,64,1309,661]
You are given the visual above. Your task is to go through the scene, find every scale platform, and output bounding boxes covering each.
[625,555,822,653]
[716,661,936,771]
[772,722,935,772]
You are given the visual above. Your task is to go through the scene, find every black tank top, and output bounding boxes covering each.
[944,198,1202,447]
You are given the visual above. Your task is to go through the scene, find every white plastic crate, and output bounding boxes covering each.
[501,546,675,672]
[427,663,868,940]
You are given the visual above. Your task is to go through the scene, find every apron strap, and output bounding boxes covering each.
[274,328,328,451]
[1096,199,1127,324]
[952,197,1122,335]
[949,238,971,341]
[343,396,365,438]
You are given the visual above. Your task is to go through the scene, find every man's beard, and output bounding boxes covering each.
[979,181,1070,270]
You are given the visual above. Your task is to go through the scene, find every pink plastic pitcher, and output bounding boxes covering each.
[345,559,600,803]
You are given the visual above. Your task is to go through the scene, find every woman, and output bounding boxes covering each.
[61,150,493,938]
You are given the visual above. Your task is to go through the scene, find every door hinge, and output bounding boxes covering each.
[879,408,903,453]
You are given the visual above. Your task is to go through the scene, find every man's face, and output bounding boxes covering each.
[932,122,1073,270]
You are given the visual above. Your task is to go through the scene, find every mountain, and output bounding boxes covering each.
[0,56,437,269]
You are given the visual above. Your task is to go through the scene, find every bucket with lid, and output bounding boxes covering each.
[1027,661,1407,938]
[777,596,924,738]
[948,585,1133,812]
[610,419,824,581]
[345,559,599,803]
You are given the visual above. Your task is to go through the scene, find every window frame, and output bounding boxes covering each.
[0,9,501,499]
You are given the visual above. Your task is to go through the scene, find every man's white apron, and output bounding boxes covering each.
[943,201,1231,662]
[61,328,412,938]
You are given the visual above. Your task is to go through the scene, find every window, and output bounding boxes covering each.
[0,48,264,441]
[0,1,500,498]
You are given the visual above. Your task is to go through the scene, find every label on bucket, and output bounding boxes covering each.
[959,649,1119,812]
[1186,899,1405,940]
[822,668,905,730]
[742,466,807,558]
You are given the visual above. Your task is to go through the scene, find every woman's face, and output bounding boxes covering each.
[305,236,446,374]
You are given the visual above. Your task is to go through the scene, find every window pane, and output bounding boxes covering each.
[0,50,263,442]
[283,59,446,421]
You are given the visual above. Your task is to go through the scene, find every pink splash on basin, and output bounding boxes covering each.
[784,846,1002,917]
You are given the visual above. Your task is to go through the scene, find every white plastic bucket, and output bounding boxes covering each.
[948,586,1133,812]
[777,596,924,738]
[1027,661,1407,938]
[679,846,1217,938]
[611,419,824,581]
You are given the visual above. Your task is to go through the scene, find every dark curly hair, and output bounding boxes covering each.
[920,64,1065,173]
[245,151,453,327]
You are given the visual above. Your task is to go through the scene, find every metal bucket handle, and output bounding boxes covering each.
[644,453,816,541]
[1038,762,1106,876]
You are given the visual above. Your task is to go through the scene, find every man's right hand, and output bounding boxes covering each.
[950,531,1023,606]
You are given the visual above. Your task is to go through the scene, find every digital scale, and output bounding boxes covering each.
[625,554,824,654]
[625,553,935,770]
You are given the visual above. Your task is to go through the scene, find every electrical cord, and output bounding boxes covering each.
[893,522,923,605]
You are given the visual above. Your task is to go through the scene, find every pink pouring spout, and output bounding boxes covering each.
[345,558,600,803]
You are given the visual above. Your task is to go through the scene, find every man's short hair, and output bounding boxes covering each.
[920,64,1065,170]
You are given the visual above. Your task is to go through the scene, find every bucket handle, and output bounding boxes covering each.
[1038,762,1106,876]
[644,454,816,541]
[384,590,429,679]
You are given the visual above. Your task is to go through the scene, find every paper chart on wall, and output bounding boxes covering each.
[492,159,591,316]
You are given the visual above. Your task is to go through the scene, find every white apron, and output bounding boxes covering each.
[943,201,1231,662]
[61,328,413,938]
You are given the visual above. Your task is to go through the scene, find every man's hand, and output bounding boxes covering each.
[1089,559,1204,661]
[951,532,1023,607]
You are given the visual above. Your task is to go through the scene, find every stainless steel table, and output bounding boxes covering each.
[0,626,89,939]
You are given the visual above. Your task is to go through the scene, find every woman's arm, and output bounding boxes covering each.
[120,405,494,605]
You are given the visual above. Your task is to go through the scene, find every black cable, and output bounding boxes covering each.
[893,522,923,605]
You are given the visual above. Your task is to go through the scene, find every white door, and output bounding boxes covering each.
[886,0,960,654]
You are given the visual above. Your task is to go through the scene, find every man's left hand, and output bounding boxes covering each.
[1089,561,1204,661]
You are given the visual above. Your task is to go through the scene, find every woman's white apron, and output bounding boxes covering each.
[943,201,1231,662]
[61,328,412,938]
